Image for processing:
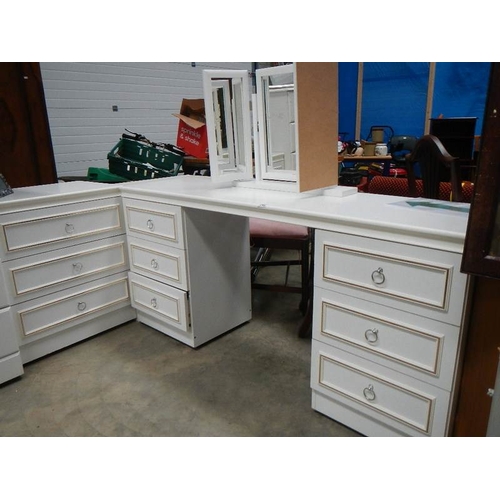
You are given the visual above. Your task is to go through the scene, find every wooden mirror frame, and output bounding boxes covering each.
[461,62,500,278]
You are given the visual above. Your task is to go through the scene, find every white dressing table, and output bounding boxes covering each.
[0,176,471,436]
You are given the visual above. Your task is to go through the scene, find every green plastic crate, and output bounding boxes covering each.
[108,156,174,181]
[109,137,184,176]
[87,167,129,183]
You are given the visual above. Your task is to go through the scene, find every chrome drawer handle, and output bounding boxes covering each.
[151,259,159,270]
[363,384,376,402]
[364,328,379,344]
[77,301,86,311]
[65,223,75,234]
[73,262,83,274]
[371,267,385,285]
[146,219,155,231]
[151,298,158,309]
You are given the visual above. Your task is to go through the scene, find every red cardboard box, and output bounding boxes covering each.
[173,98,208,158]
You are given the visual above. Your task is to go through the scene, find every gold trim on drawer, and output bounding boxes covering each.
[2,204,122,253]
[129,243,182,284]
[322,244,451,310]
[125,206,179,243]
[320,301,443,376]
[317,354,434,434]
[18,277,130,337]
[10,241,126,297]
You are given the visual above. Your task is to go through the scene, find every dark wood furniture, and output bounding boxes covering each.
[430,117,477,164]
[461,63,500,279]
[405,134,465,202]
[0,63,57,188]
[453,62,500,436]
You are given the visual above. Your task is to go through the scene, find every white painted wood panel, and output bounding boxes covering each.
[40,62,252,177]
[311,340,451,436]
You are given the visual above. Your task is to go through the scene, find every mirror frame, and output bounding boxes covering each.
[255,64,297,184]
[202,70,253,183]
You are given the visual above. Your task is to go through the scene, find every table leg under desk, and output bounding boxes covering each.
[298,229,314,338]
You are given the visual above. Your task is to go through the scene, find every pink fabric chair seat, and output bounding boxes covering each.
[249,218,309,240]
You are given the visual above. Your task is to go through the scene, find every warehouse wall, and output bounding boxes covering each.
[40,62,252,177]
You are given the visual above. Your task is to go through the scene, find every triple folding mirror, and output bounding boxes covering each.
[203,63,338,192]
[202,70,253,183]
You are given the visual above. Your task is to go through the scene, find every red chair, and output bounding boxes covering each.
[368,175,474,202]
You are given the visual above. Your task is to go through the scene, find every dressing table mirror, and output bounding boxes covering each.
[203,63,339,193]
[202,70,253,183]
[255,65,297,183]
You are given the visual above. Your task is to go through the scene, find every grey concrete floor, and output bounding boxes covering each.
[0,250,361,437]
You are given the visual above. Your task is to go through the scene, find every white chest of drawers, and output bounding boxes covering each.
[0,182,136,368]
[122,196,252,348]
[311,229,470,436]
[0,263,23,384]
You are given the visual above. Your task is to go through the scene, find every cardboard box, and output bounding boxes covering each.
[173,98,208,158]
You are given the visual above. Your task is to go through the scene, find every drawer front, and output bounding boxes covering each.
[313,288,461,389]
[5,236,128,302]
[123,198,184,248]
[311,341,451,436]
[13,273,130,342]
[0,197,123,259]
[129,272,189,332]
[315,230,468,325]
[0,307,19,358]
[128,236,188,291]
[0,266,8,308]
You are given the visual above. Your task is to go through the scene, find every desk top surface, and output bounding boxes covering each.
[121,176,469,251]
[0,177,469,252]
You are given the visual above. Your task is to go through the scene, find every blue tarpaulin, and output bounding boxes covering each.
[338,62,491,142]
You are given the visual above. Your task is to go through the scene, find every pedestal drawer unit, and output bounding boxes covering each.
[122,196,252,348]
[0,262,24,383]
[311,229,469,436]
[0,183,136,371]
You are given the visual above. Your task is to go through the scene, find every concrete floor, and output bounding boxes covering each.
[0,251,361,437]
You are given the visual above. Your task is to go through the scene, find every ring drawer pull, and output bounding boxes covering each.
[371,267,385,285]
[146,219,155,231]
[151,298,158,309]
[364,328,379,343]
[363,384,376,402]
[77,301,87,311]
[65,223,75,234]
[73,262,83,273]
[151,259,159,270]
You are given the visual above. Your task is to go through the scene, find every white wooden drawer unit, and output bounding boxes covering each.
[0,249,24,383]
[311,229,469,436]
[3,235,128,304]
[123,197,252,348]
[0,197,124,260]
[0,185,136,369]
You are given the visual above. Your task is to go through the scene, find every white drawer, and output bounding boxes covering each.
[128,235,188,291]
[123,198,184,249]
[0,197,124,260]
[4,235,128,303]
[12,273,130,343]
[0,265,8,308]
[311,340,451,436]
[0,307,19,358]
[313,288,461,390]
[315,230,468,326]
[129,272,189,333]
